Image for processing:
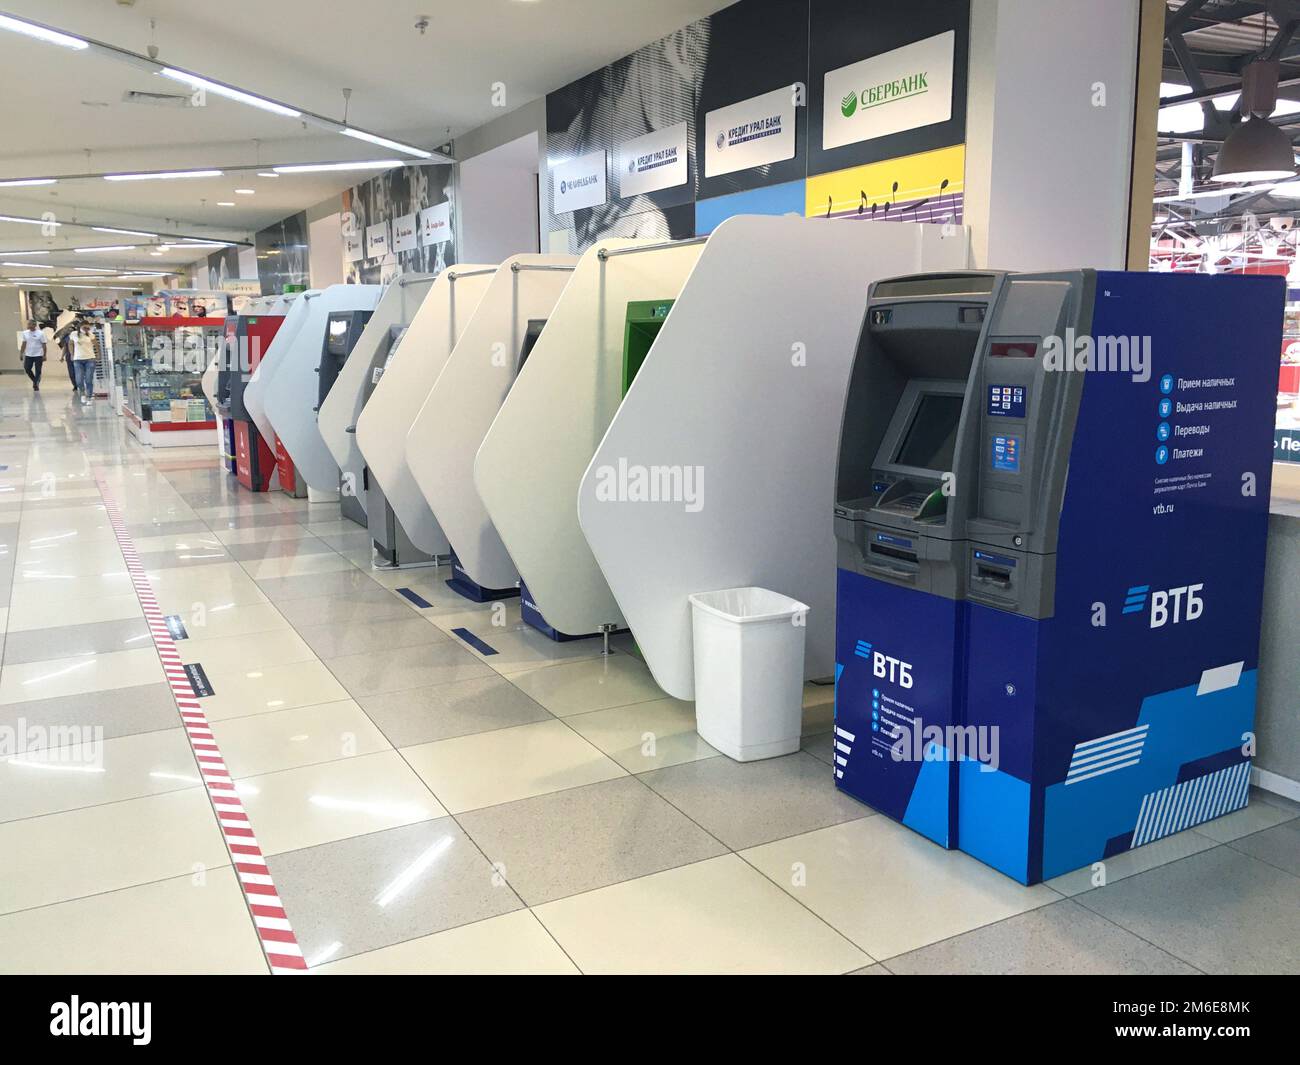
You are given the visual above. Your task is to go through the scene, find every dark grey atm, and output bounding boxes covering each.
[316,309,373,413]
[832,268,1282,886]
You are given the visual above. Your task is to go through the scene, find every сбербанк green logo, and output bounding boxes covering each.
[840,91,858,118]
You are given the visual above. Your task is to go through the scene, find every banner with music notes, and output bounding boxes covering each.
[805,143,964,224]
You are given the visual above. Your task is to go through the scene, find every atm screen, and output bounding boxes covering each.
[517,319,547,373]
[894,393,963,473]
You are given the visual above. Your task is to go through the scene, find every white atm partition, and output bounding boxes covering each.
[261,284,383,493]
[319,275,435,515]
[356,266,494,556]
[406,254,577,592]
[244,291,312,449]
[577,215,971,700]
[476,238,704,636]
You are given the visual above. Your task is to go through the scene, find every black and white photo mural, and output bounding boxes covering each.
[255,211,310,297]
[342,163,457,285]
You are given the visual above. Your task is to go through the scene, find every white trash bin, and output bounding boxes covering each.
[688,587,810,762]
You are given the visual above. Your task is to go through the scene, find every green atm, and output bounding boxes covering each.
[622,300,674,395]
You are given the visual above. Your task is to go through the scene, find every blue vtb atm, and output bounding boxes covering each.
[833,270,1282,883]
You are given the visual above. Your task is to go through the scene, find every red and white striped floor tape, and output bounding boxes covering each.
[95,476,306,974]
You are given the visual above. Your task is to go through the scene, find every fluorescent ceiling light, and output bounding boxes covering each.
[0,14,88,50]
[159,68,301,119]
[74,245,135,253]
[234,189,255,194]
[0,178,56,187]
[2,261,54,268]
[341,128,432,159]
[0,214,59,226]
[0,250,48,255]
[61,285,139,290]
[159,242,230,249]
[103,170,223,182]
[272,160,401,174]
[91,226,158,238]
[217,202,235,207]
[257,172,279,177]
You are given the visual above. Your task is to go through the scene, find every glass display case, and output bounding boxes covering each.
[115,317,224,447]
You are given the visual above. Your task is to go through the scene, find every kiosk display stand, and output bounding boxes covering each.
[577,216,971,700]
[476,238,704,642]
[317,308,373,523]
[356,265,495,558]
[407,253,577,601]
[833,270,1281,883]
[261,284,383,499]
[245,291,312,497]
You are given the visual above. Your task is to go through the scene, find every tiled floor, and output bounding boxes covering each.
[0,374,1297,975]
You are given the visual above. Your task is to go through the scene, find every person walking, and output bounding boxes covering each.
[71,322,97,405]
[17,318,46,392]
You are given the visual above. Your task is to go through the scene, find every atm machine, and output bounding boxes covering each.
[316,308,373,522]
[622,299,674,395]
[833,270,1281,884]
[355,324,442,568]
[226,310,285,491]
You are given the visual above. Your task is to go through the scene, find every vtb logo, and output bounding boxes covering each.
[1123,583,1204,628]
[854,639,913,689]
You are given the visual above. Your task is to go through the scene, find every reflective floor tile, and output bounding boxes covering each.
[235,751,444,856]
[225,536,336,562]
[5,593,141,633]
[240,552,357,581]
[506,654,669,717]
[323,642,495,698]
[294,616,449,660]
[532,853,869,975]
[0,867,267,975]
[640,751,866,849]
[145,563,270,610]
[173,602,292,641]
[125,518,213,539]
[274,592,416,629]
[7,570,134,608]
[207,510,306,531]
[0,788,229,914]
[190,659,351,722]
[358,675,552,747]
[179,628,316,673]
[401,719,626,814]
[461,627,608,673]
[458,776,726,905]
[0,647,164,704]
[1191,796,1298,843]
[256,568,391,602]
[267,817,524,966]
[885,898,1199,975]
[1229,818,1300,877]
[128,531,225,553]
[1045,829,1219,896]
[15,547,129,577]
[0,681,179,745]
[0,728,199,822]
[209,523,317,546]
[740,818,1059,960]
[311,910,578,974]
[2,617,151,665]
[1076,846,1300,974]
[565,697,720,772]
[800,731,836,766]
[210,699,391,778]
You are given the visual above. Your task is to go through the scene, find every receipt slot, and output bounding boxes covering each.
[833,270,1282,882]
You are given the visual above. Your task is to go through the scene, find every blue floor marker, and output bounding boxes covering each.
[396,587,433,609]
[451,628,498,655]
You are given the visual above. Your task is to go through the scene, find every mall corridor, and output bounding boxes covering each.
[0,374,1293,975]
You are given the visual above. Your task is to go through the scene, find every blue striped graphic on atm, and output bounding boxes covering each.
[1122,585,1150,615]
[854,640,873,660]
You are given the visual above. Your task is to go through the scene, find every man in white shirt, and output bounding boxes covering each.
[18,319,45,392]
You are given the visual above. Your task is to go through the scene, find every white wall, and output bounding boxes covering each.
[965,0,1141,271]
[309,212,346,289]
[458,132,541,262]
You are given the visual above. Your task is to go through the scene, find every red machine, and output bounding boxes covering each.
[224,312,285,492]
